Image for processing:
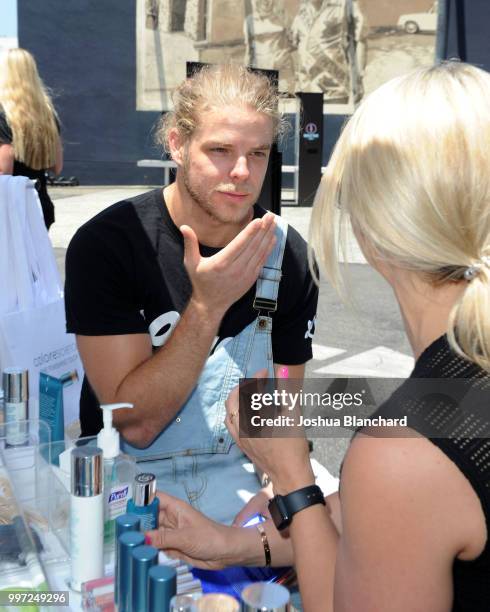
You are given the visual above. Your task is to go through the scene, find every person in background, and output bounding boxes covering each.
[0,48,63,230]
[147,62,490,611]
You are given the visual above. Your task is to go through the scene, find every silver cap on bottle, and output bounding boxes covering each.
[71,446,103,497]
[2,368,29,403]
[133,472,157,506]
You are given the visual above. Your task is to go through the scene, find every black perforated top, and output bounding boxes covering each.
[375,335,490,610]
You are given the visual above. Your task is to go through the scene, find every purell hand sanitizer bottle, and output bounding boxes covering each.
[97,403,137,566]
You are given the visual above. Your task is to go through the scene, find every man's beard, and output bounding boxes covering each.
[182,154,255,225]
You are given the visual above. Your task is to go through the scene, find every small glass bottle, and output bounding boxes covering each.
[126,473,159,530]
[3,368,29,447]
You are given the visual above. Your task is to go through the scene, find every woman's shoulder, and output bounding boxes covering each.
[341,432,486,561]
[335,432,486,608]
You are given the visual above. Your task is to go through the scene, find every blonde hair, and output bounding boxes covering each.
[155,63,287,151]
[0,48,60,170]
[309,61,490,371]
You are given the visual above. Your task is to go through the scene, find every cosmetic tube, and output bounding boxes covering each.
[116,530,145,612]
[126,473,159,530]
[148,565,177,612]
[115,513,140,540]
[241,582,290,612]
[130,545,158,612]
[113,514,140,608]
[70,446,104,591]
[3,368,28,447]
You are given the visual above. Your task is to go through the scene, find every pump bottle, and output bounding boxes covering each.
[97,402,137,566]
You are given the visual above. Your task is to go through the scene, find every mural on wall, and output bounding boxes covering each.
[136,0,437,111]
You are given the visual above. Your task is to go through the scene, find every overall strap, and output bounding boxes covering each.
[253,214,288,314]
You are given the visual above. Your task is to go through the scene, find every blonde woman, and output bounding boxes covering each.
[147,62,490,611]
[0,48,63,229]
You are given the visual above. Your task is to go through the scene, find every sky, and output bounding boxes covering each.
[0,0,17,37]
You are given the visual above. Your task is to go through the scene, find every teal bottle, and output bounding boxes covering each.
[126,473,159,530]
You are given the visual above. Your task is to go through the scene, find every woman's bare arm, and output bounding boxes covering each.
[0,143,14,174]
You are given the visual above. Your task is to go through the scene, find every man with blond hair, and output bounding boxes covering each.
[65,64,318,523]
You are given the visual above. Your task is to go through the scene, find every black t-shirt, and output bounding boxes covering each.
[65,188,318,435]
[0,109,12,144]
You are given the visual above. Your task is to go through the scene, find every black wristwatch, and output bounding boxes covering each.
[268,484,325,531]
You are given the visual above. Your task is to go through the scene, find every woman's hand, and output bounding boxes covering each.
[225,370,315,495]
[145,491,248,570]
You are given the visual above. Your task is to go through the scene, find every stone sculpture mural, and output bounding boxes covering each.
[136,0,437,111]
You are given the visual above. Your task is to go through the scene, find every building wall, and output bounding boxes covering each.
[18,0,163,185]
[208,0,245,43]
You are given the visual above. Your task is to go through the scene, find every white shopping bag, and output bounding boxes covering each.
[0,298,84,427]
[0,175,83,428]
[0,176,61,316]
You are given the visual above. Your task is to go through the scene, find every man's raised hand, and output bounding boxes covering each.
[180,213,276,315]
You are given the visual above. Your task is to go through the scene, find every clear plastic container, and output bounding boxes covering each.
[0,443,51,601]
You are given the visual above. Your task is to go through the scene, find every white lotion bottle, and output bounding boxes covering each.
[97,402,136,566]
[70,446,104,591]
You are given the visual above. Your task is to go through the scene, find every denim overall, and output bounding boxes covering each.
[121,216,288,524]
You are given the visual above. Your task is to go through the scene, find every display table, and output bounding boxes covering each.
[0,425,304,611]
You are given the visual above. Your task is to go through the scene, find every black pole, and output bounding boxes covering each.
[435,0,449,62]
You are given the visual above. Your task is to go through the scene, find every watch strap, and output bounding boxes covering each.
[269,484,325,531]
[283,484,325,518]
